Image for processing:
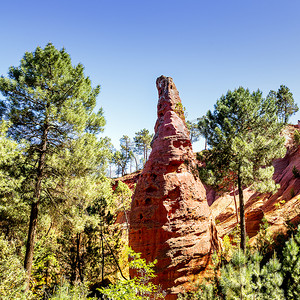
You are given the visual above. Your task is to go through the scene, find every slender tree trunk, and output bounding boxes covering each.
[76,233,83,282]
[233,185,239,224]
[102,233,127,280]
[133,155,138,171]
[143,146,146,166]
[145,146,148,163]
[121,196,130,236]
[100,226,105,282]
[283,103,288,124]
[24,126,48,288]
[24,201,39,282]
[237,168,246,251]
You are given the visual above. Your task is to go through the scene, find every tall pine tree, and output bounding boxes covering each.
[198,87,286,250]
[267,85,298,124]
[0,43,105,285]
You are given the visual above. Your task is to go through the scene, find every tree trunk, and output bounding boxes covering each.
[233,186,239,224]
[100,227,105,282]
[284,103,288,124]
[24,126,48,288]
[24,201,39,284]
[237,168,246,251]
[133,155,139,171]
[121,196,130,236]
[76,233,83,282]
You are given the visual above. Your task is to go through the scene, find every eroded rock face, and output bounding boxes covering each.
[129,76,220,299]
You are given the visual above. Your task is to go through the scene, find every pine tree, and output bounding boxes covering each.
[186,120,201,143]
[198,87,286,250]
[267,85,298,124]
[259,254,284,300]
[219,249,284,300]
[119,135,133,175]
[133,129,153,166]
[282,225,300,299]
[0,43,106,285]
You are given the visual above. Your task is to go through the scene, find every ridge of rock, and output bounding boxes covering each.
[129,76,220,299]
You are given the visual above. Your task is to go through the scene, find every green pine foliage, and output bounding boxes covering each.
[198,87,286,191]
[282,226,300,299]
[0,43,119,296]
[0,121,29,243]
[219,250,284,300]
[267,85,299,124]
[0,43,109,285]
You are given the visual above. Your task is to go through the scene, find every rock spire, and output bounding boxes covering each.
[129,76,219,299]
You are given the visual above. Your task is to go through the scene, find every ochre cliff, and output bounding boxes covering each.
[129,76,220,299]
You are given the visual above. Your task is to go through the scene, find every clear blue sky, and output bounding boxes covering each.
[1,0,299,151]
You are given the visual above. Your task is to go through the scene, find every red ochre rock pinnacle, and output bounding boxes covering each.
[129,76,220,299]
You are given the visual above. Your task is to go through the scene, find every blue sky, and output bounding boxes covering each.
[0,0,299,151]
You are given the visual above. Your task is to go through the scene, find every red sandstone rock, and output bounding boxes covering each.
[113,170,142,192]
[129,76,220,299]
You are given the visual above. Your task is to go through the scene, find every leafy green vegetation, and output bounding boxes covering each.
[294,129,300,146]
[99,248,164,300]
[0,235,33,299]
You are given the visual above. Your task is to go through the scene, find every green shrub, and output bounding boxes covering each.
[292,166,300,178]
[50,281,95,300]
[99,247,165,300]
[294,129,300,146]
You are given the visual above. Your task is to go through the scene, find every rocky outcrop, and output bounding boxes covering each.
[113,170,142,192]
[129,76,220,299]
